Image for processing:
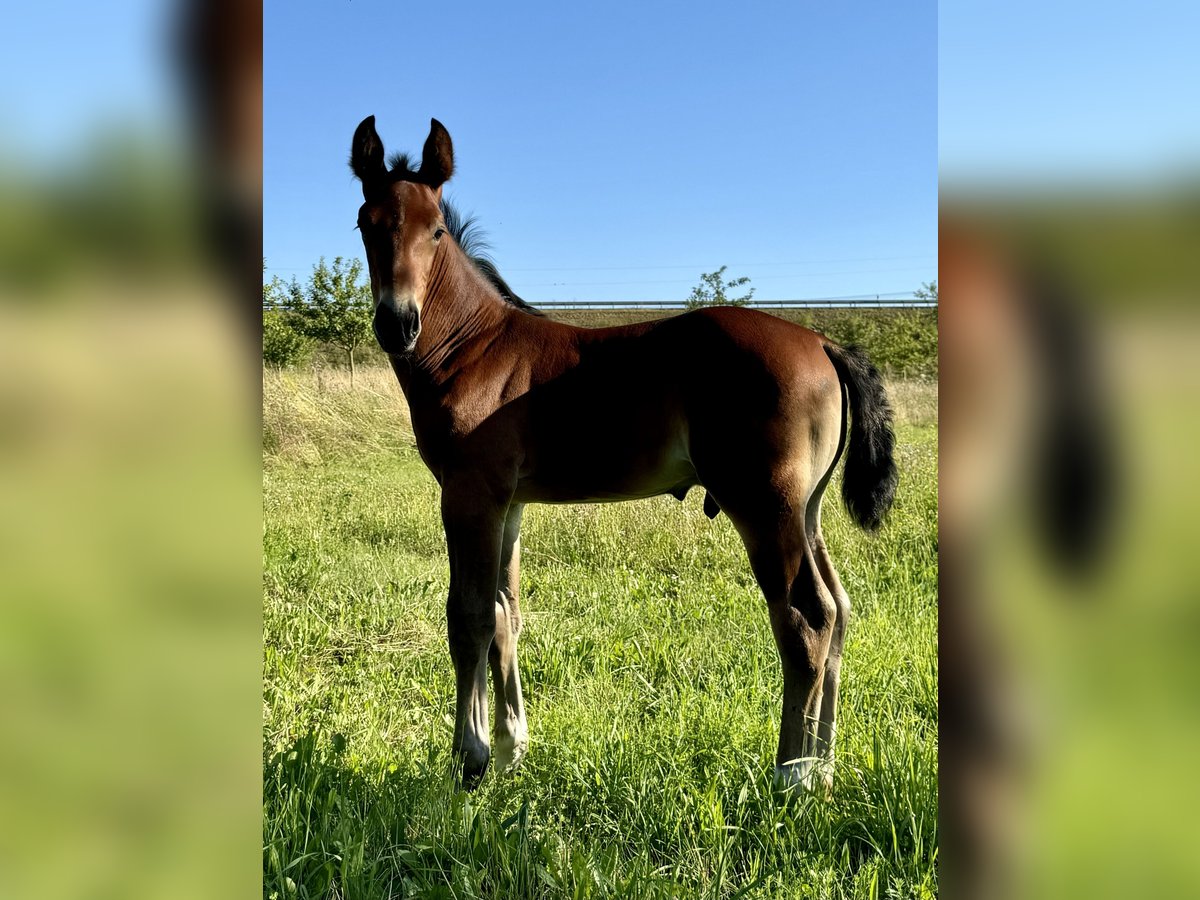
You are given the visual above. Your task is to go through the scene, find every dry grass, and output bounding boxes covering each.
[263,366,412,464]
[886,378,939,430]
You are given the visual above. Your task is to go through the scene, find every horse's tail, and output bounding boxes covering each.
[822,343,898,532]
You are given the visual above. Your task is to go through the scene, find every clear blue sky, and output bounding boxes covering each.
[940,1,1200,184]
[0,0,177,160]
[265,1,937,304]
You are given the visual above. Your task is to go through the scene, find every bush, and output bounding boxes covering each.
[805,309,938,380]
[263,311,311,369]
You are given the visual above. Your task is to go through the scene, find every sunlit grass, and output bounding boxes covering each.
[263,367,937,899]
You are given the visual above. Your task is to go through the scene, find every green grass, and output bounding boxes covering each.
[263,369,938,899]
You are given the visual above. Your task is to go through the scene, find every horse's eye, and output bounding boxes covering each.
[434,227,446,240]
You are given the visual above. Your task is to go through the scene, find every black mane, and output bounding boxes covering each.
[382,152,543,317]
[439,199,543,316]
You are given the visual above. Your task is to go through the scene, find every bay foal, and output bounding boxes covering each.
[351,116,897,791]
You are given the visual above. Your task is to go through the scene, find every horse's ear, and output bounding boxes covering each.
[420,118,454,188]
[351,115,387,189]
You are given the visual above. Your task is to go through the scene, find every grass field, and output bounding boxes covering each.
[263,367,938,899]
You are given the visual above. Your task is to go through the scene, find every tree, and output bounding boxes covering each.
[261,262,311,368]
[684,266,755,309]
[262,264,290,310]
[290,256,374,384]
[914,280,938,302]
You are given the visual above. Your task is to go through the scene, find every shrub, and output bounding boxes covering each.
[263,311,311,369]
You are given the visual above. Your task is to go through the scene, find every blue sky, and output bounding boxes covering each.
[0,0,177,159]
[264,1,937,304]
[939,1,1200,184]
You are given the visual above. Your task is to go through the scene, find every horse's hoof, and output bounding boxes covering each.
[493,734,528,772]
[456,746,491,791]
[459,761,488,791]
[773,760,832,799]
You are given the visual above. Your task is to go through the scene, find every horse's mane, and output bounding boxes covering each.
[439,199,544,317]
[385,152,543,317]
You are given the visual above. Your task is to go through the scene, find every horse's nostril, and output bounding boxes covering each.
[374,302,420,353]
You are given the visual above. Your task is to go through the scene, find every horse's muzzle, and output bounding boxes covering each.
[374,300,421,355]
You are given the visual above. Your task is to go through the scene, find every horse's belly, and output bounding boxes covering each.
[514,432,697,504]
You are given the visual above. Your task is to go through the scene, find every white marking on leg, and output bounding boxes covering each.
[775,757,818,793]
[493,721,528,771]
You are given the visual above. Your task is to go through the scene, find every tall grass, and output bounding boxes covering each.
[263,367,938,899]
[263,367,413,463]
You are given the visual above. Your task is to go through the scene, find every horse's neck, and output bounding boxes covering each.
[408,245,512,384]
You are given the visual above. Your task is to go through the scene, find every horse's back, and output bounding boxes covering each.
[645,306,842,421]
[502,306,844,506]
[672,305,835,370]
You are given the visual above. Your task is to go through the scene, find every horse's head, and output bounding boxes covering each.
[350,115,454,355]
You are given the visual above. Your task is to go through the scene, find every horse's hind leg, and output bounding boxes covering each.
[490,503,528,771]
[804,466,851,796]
[737,505,838,792]
[807,526,850,796]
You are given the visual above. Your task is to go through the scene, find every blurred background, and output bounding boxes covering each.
[0,1,261,898]
[941,1,1200,897]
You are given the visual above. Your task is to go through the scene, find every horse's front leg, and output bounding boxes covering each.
[442,476,509,789]
[491,503,528,771]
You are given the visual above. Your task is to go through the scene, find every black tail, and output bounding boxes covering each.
[823,343,898,531]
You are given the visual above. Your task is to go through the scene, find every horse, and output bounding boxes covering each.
[939,216,1116,896]
[349,116,898,792]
